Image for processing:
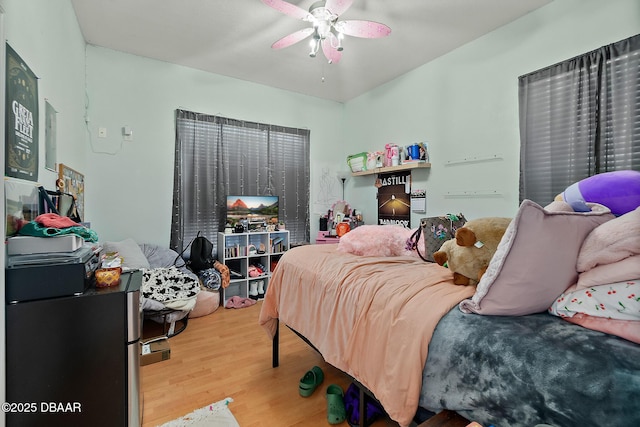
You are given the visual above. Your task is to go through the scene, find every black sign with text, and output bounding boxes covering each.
[377,170,411,228]
[6,44,39,181]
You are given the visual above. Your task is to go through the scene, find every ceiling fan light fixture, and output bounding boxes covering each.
[309,38,320,57]
[263,0,390,63]
[316,20,331,40]
[330,29,344,51]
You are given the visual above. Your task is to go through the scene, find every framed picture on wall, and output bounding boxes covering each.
[57,164,85,222]
[4,178,39,237]
[45,100,57,172]
[377,170,411,228]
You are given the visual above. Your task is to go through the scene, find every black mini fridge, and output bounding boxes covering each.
[5,270,143,427]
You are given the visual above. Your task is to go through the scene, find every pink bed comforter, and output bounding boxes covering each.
[258,244,475,426]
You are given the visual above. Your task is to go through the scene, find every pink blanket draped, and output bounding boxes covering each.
[258,244,475,427]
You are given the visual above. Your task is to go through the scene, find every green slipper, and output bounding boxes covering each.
[299,366,324,397]
[326,384,347,425]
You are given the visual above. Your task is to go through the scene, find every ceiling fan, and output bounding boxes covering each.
[262,0,391,64]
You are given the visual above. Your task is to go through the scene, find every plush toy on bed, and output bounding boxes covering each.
[554,170,640,216]
[337,224,422,257]
[433,217,512,286]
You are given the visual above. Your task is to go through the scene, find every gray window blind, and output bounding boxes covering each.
[519,34,640,205]
[171,110,310,256]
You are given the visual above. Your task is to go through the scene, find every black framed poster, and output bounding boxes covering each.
[377,170,411,227]
[6,43,39,181]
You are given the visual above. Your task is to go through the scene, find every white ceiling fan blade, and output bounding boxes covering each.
[261,0,311,21]
[272,27,314,49]
[324,0,353,17]
[321,36,342,64]
[334,20,391,38]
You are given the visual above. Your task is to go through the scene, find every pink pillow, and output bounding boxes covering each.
[337,225,418,257]
[459,200,613,316]
[577,207,640,272]
[576,254,640,289]
[565,313,640,344]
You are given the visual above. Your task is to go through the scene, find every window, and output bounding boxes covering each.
[170,110,310,256]
[518,34,639,205]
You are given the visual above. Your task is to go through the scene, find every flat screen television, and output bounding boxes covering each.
[225,195,279,229]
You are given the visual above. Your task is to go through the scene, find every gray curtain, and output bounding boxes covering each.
[518,33,640,205]
[170,110,310,256]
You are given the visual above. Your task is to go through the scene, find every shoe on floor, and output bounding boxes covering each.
[224,295,256,309]
[326,384,347,425]
[299,366,324,397]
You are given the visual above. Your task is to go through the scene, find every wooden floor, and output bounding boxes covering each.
[141,300,402,427]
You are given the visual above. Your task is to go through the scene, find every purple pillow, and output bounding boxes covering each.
[459,200,613,316]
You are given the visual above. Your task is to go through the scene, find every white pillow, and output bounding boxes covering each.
[103,238,150,270]
[550,279,640,321]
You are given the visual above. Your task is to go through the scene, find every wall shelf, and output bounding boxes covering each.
[351,162,431,176]
[445,154,503,166]
[444,190,503,198]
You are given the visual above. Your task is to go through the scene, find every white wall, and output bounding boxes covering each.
[342,0,640,225]
[0,0,87,421]
[1,0,87,185]
[84,47,344,246]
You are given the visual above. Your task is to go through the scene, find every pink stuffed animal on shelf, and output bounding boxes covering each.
[248,264,264,277]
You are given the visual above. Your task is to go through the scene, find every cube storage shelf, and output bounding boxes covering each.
[217,230,289,305]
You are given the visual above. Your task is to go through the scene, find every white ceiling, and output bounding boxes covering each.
[70,0,551,103]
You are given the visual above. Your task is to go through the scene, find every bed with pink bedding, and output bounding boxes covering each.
[258,202,640,427]
[259,244,474,426]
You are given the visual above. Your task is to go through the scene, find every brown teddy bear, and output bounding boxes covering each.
[433,217,511,285]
